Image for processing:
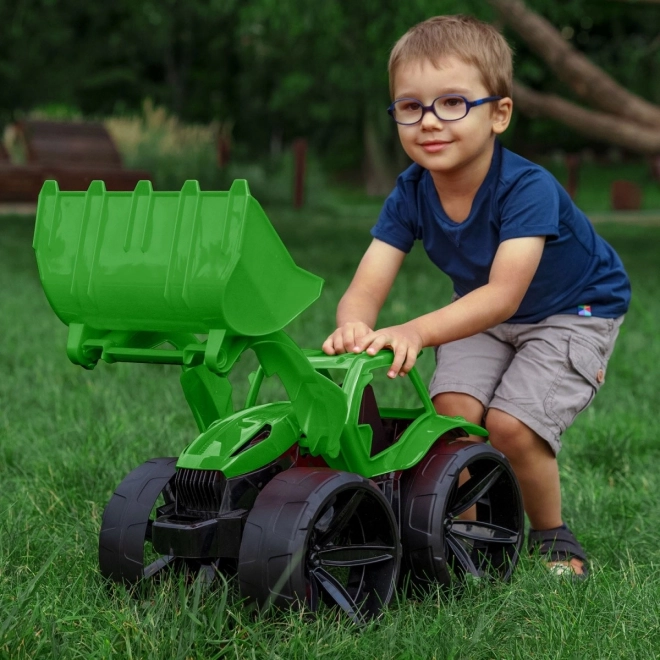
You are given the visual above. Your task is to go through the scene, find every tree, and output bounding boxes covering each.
[488,0,660,153]
[236,0,481,194]
[3,0,659,179]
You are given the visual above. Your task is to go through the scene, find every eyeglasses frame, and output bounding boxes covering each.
[387,94,503,125]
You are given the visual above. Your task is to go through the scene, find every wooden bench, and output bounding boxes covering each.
[0,119,153,202]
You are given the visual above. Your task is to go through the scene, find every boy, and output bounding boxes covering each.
[322,15,630,579]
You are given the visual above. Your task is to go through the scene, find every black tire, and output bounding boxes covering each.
[99,457,178,585]
[401,441,524,588]
[238,468,401,624]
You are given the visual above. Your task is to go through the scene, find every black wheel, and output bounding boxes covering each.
[238,468,401,624]
[401,441,523,588]
[99,457,178,585]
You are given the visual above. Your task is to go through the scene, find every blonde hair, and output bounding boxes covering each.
[388,15,513,99]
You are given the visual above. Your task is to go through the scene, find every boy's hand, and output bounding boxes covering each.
[353,323,423,378]
[322,321,373,355]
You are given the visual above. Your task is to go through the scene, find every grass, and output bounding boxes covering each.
[1,206,660,659]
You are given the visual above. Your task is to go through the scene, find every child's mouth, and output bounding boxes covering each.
[420,140,451,153]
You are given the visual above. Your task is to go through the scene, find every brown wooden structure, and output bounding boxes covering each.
[0,120,153,202]
[0,137,48,203]
[611,180,642,211]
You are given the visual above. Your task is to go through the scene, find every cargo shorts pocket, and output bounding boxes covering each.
[544,335,606,432]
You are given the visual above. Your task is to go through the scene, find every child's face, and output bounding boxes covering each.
[392,57,511,177]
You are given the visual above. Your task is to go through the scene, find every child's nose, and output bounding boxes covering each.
[420,108,443,130]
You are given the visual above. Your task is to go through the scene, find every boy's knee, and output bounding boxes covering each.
[485,408,537,457]
[432,392,484,425]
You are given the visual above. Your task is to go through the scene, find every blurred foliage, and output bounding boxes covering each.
[104,100,331,204]
[1,0,659,170]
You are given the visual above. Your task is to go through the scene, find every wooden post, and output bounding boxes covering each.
[292,138,307,209]
[564,153,580,200]
[611,180,642,210]
[216,135,231,168]
[216,121,233,168]
[649,154,660,183]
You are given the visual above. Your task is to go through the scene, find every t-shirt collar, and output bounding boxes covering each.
[424,139,502,230]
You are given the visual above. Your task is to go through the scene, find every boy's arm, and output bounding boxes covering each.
[322,238,406,355]
[355,236,546,377]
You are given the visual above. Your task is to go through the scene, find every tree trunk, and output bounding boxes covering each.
[487,0,660,128]
[513,82,660,153]
[363,116,396,196]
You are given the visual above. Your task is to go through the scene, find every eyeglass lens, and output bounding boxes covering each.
[393,95,468,124]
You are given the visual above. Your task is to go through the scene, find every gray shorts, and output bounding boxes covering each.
[429,313,624,454]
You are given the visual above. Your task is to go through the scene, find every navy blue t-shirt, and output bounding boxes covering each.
[371,141,630,323]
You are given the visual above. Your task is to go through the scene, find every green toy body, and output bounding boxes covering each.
[34,179,523,623]
[179,348,486,478]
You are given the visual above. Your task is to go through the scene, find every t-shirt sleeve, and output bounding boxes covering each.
[370,178,418,253]
[499,169,560,242]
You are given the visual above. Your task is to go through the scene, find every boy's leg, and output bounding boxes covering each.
[430,327,515,421]
[434,392,565,534]
[487,314,624,576]
[432,391,485,428]
[431,331,514,519]
[485,409,584,575]
[433,392,485,521]
[485,409,561,529]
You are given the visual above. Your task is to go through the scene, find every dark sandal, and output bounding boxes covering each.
[528,524,589,580]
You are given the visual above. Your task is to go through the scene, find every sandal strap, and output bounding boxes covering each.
[528,525,588,563]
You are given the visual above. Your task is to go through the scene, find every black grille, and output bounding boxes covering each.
[175,468,225,514]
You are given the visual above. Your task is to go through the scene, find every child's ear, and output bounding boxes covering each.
[492,97,513,135]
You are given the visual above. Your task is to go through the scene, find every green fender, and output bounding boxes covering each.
[177,402,301,477]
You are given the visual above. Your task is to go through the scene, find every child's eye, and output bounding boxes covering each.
[441,96,465,108]
[398,101,421,112]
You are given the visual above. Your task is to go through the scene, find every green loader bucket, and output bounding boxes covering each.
[33,179,322,337]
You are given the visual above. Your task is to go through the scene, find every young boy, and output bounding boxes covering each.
[322,15,630,578]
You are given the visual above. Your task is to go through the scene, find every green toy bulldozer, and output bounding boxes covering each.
[34,179,523,623]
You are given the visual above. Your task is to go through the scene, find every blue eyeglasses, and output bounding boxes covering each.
[387,94,502,125]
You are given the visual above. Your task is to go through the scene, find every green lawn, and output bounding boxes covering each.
[1,208,660,659]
